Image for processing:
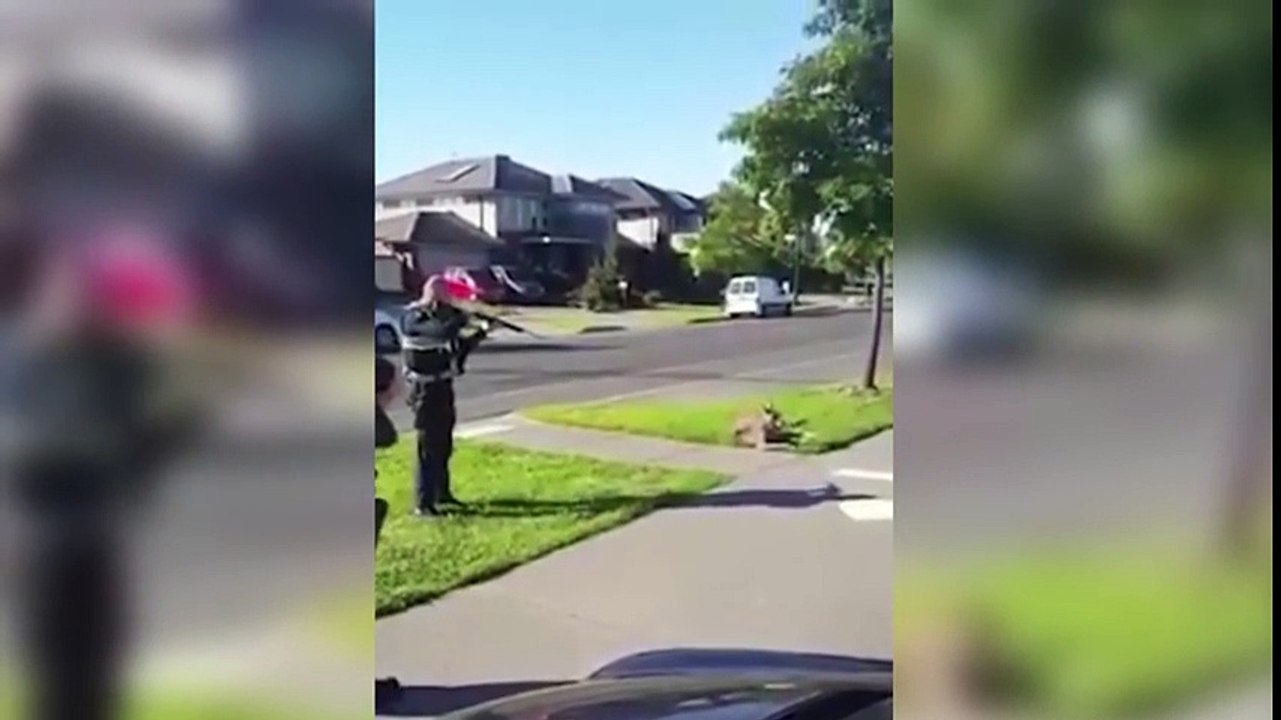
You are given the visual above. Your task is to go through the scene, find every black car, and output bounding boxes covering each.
[434,649,892,720]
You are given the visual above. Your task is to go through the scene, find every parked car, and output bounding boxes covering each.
[443,265,546,305]
[375,308,402,360]
[443,266,509,304]
[532,267,578,301]
[723,275,795,318]
[434,648,892,720]
[895,250,1039,364]
[491,264,547,303]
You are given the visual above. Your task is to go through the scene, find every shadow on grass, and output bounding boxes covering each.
[796,425,894,455]
[455,485,874,518]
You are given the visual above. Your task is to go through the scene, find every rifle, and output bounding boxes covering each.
[404,298,541,338]
[469,309,540,338]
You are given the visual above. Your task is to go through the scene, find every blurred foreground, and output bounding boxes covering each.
[2,2,372,718]
[894,0,1271,716]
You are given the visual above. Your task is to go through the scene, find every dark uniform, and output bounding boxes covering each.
[11,333,177,720]
[400,301,486,514]
[374,356,398,534]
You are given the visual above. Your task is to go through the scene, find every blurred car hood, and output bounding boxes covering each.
[589,647,892,680]
[438,649,891,720]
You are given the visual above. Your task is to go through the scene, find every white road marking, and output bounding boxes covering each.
[834,468,894,482]
[455,422,514,439]
[839,498,894,522]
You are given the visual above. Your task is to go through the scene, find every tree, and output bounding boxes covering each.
[721,0,893,390]
[687,181,791,277]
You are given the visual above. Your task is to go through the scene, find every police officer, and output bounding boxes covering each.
[401,275,489,516]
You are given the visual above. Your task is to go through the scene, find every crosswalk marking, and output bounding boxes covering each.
[834,468,893,482]
[455,422,514,439]
[838,498,894,522]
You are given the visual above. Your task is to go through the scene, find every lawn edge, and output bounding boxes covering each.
[520,393,894,458]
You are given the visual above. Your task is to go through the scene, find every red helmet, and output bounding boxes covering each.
[82,226,195,329]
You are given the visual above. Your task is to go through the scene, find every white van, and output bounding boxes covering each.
[723,275,795,318]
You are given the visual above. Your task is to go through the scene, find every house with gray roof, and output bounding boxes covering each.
[374,209,519,293]
[375,154,627,286]
[596,177,706,252]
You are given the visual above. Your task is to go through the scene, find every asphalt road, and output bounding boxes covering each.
[896,311,1258,557]
[389,308,880,428]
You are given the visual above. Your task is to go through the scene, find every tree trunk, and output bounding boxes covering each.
[862,255,887,391]
[1221,284,1272,558]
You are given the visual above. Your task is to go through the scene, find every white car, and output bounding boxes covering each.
[723,275,795,318]
[895,251,1038,363]
[375,308,403,358]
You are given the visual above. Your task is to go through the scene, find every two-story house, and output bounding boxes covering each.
[596,177,706,253]
[375,154,622,286]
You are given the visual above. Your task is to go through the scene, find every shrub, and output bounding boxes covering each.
[580,250,625,312]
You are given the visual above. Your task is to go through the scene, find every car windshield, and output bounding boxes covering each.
[494,265,535,283]
[741,280,757,294]
[463,269,500,288]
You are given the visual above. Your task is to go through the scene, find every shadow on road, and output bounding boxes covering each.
[678,485,874,509]
[377,680,569,716]
[461,366,839,385]
[454,485,872,517]
[474,342,615,354]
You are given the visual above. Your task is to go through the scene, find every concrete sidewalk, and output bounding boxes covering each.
[376,419,894,717]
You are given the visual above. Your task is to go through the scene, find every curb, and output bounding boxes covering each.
[568,303,859,335]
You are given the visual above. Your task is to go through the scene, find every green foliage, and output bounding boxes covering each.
[579,248,625,312]
[896,0,1270,258]
[687,181,793,276]
[722,0,893,277]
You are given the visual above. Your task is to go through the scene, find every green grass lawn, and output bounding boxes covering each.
[375,440,726,616]
[524,384,893,454]
[898,542,1273,718]
[0,683,340,720]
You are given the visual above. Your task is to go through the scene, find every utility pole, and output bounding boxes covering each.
[790,231,802,300]
[1221,254,1272,558]
[862,254,887,391]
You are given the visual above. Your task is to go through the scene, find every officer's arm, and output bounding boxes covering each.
[458,325,488,357]
[443,306,471,335]
[454,316,492,372]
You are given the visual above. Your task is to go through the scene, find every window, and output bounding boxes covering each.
[382,199,404,209]
[437,163,479,183]
[742,279,758,294]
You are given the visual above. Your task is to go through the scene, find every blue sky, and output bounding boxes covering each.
[375,0,814,196]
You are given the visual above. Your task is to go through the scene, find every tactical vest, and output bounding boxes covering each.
[401,304,465,379]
